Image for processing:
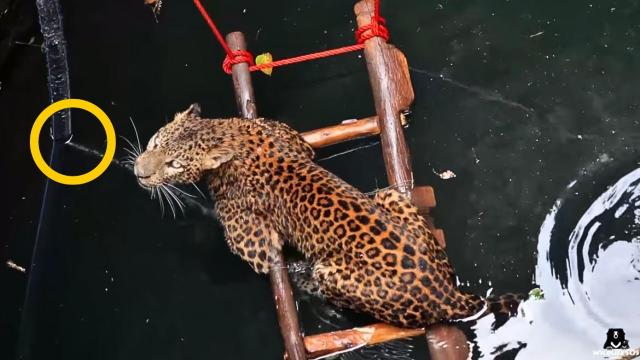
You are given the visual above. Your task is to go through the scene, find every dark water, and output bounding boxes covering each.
[1,0,639,359]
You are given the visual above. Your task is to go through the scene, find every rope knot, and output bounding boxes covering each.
[355,15,389,44]
[222,50,254,74]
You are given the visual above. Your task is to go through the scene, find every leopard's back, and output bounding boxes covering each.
[269,160,485,327]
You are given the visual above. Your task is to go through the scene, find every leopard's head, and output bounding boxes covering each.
[133,103,314,190]
[133,103,237,188]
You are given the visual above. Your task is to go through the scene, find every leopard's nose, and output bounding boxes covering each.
[134,152,162,178]
[133,161,149,178]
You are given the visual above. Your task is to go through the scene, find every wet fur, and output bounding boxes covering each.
[134,105,516,328]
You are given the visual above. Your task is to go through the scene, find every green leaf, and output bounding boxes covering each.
[529,287,544,300]
[255,53,273,76]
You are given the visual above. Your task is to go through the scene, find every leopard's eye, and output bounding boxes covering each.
[166,160,183,168]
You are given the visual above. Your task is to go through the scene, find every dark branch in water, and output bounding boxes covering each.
[67,142,129,168]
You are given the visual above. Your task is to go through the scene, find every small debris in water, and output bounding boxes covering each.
[529,31,544,38]
[529,287,544,300]
[144,0,162,22]
[433,169,457,180]
[472,147,480,164]
[6,260,26,273]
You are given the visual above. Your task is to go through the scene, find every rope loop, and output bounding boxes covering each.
[194,0,389,74]
[355,15,389,44]
[222,50,254,74]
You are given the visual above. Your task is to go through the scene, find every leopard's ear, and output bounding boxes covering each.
[186,103,201,117]
[202,147,234,170]
[174,103,201,122]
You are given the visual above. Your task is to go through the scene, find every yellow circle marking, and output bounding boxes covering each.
[30,99,116,185]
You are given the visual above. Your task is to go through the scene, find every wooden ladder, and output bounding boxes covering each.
[225,1,468,359]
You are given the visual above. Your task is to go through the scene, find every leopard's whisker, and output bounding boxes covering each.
[122,146,139,158]
[166,183,197,198]
[121,155,136,164]
[156,188,165,217]
[170,187,187,215]
[156,187,166,217]
[158,188,167,216]
[175,197,186,215]
[190,182,208,199]
[128,116,143,154]
[163,187,177,219]
[159,185,177,218]
[119,136,140,157]
[119,153,135,170]
[163,185,186,215]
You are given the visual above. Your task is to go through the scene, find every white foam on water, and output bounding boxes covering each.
[473,167,640,358]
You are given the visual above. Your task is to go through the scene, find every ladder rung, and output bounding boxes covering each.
[301,113,408,149]
[303,323,425,359]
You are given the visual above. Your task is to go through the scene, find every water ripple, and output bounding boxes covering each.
[474,167,640,358]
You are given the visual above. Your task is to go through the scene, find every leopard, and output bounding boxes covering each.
[133,104,521,328]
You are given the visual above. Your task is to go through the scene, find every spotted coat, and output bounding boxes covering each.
[134,104,488,328]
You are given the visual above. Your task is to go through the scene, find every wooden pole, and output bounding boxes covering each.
[226,31,307,360]
[354,1,414,195]
[226,33,258,119]
[354,1,468,359]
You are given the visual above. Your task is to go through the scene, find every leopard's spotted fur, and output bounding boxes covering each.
[134,104,491,328]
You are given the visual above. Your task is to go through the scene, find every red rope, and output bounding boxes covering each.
[193,0,232,56]
[355,16,389,44]
[222,50,254,74]
[249,44,365,72]
[193,0,388,74]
